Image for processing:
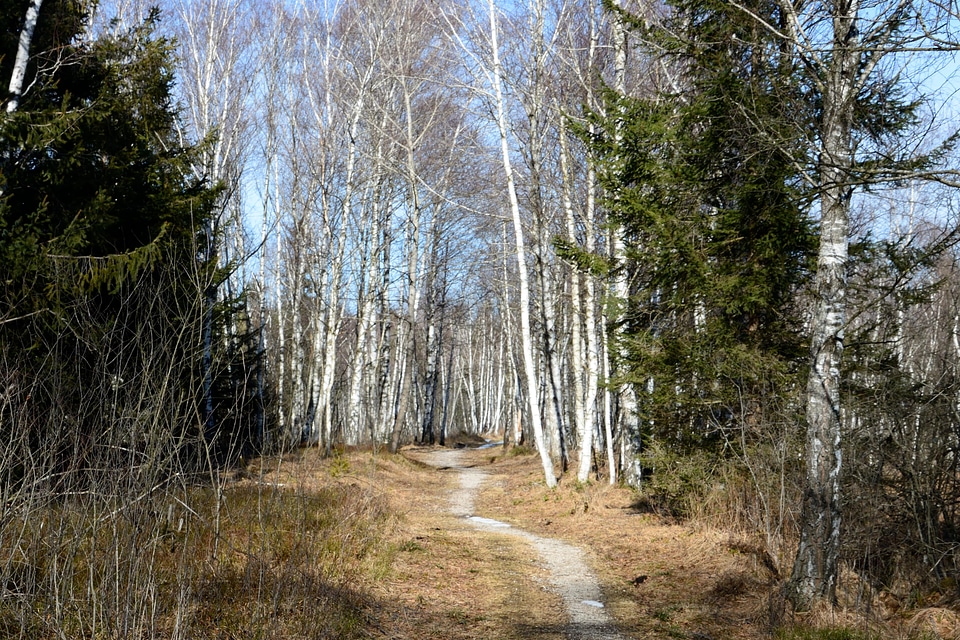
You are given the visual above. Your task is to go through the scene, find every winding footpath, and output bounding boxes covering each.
[419,448,625,640]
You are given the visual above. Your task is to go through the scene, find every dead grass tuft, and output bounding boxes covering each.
[727,536,782,580]
[0,451,399,639]
[711,570,764,601]
[906,607,960,639]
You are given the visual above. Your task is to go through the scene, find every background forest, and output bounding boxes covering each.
[4,0,960,635]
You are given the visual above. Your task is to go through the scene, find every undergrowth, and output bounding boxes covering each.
[0,465,395,639]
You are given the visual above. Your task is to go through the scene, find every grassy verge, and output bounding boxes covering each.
[0,454,396,639]
[460,445,960,640]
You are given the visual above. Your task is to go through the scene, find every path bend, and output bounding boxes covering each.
[419,448,625,640]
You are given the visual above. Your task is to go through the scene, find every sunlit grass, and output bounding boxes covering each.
[0,468,396,639]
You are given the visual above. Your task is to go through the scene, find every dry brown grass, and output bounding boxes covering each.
[0,450,396,640]
[231,446,569,640]
[389,443,960,640]
[10,442,955,639]
[218,444,960,640]
[350,448,568,640]
[446,446,772,640]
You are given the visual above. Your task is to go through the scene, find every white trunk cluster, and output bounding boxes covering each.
[117,0,651,486]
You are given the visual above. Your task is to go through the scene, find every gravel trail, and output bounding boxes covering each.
[420,448,625,640]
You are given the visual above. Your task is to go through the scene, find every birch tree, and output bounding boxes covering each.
[432,0,556,482]
[753,0,960,608]
[486,0,557,487]
[5,0,43,114]
[550,0,610,484]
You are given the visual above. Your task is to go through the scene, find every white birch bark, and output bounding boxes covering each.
[558,116,592,483]
[331,11,384,444]
[421,269,441,443]
[786,0,857,605]
[488,0,556,487]
[771,0,949,608]
[388,65,462,450]
[346,182,384,444]
[314,22,356,453]
[522,0,568,473]
[6,0,43,114]
[609,0,641,487]
[560,1,610,483]
[389,84,426,451]
[286,0,373,451]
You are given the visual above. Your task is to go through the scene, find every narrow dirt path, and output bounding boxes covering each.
[419,447,624,640]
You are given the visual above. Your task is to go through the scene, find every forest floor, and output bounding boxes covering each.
[369,440,777,640]
[256,438,960,640]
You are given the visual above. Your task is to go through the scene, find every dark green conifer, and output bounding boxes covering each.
[587,0,815,466]
[0,3,252,487]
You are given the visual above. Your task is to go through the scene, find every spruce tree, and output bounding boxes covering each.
[0,3,242,487]
[587,0,815,487]
[597,0,956,605]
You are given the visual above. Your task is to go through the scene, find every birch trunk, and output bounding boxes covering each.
[524,0,567,473]
[559,116,593,483]
[488,0,556,487]
[585,118,611,483]
[317,39,361,453]
[275,171,288,442]
[609,0,641,486]
[373,223,394,445]
[786,0,858,608]
[389,83,427,452]
[6,0,43,114]
[422,312,440,444]
[346,183,385,444]
[344,83,392,444]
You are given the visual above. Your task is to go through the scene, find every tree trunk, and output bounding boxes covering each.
[609,0,641,486]
[559,116,594,484]
[389,83,426,453]
[6,0,43,113]
[488,0,556,488]
[787,0,858,608]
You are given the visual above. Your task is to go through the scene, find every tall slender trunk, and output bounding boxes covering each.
[387,316,412,452]
[422,310,440,444]
[488,0,556,487]
[439,333,457,445]
[559,116,592,482]
[527,0,567,473]
[389,86,427,453]
[318,240,346,453]
[345,102,390,445]
[317,59,360,454]
[373,226,394,445]
[290,213,310,443]
[6,0,43,114]
[274,165,287,443]
[609,1,641,485]
[580,9,612,484]
[346,187,383,444]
